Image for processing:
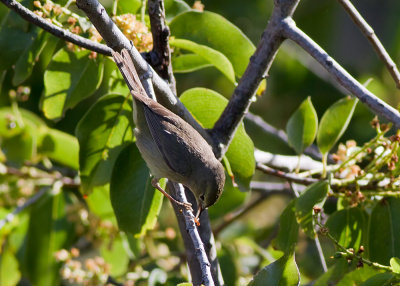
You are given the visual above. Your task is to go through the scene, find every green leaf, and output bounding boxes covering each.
[275,200,299,253]
[24,190,75,286]
[180,88,255,191]
[164,0,191,21]
[317,97,358,155]
[295,181,329,238]
[368,198,400,265]
[12,29,48,85]
[110,143,163,236]
[336,266,380,286]
[0,9,34,72]
[390,257,400,274]
[218,245,238,286]
[326,207,367,250]
[0,244,21,286]
[100,234,130,276]
[248,254,300,286]
[170,38,236,83]
[42,48,104,120]
[38,128,79,169]
[76,93,134,192]
[286,97,318,154]
[117,0,142,15]
[359,273,395,286]
[86,185,116,221]
[170,11,255,76]
[177,283,192,286]
[172,53,212,73]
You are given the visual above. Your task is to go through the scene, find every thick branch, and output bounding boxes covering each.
[148,0,176,94]
[281,18,400,128]
[338,0,400,89]
[211,0,301,158]
[168,182,214,286]
[0,0,112,55]
[76,0,208,139]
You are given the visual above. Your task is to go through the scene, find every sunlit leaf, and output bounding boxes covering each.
[248,253,300,286]
[390,257,400,274]
[42,48,104,120]
[0,245,21,286]
[170,11,254,77]
[76,93,134,192]
[172,53,212,73]
[286,97,318,155]
[336,266,380,286]
[164,0,191,21]
[359,273,395,286]
[326,207,367,250]
[180,88,255,191]
[170,38,236,83]
[317,97,358,155]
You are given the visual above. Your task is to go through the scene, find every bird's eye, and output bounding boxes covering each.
[200,194,205,201]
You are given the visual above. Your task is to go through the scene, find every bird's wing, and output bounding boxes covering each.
[113,49,193,177]
[143,106,193,177]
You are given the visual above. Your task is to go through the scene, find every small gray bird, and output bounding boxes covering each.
[112,49,225,219]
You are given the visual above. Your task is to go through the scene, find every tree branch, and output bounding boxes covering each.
[256,162,319,185]
[168,182,215,286]
[76,0,209,140]
[0,0,112,55]
[338,0,400,89]
[281,18,400,128]
[148,0,176,94]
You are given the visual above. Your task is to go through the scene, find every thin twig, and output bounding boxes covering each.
[0,0,111,55]
[281,18,400,128]
[256,163,319,185]
[0,187,49,230]
[338,0,400,89]
[255,149,323,171]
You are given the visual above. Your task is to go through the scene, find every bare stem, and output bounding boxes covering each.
[338,0,400,89]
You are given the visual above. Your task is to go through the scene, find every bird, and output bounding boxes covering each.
[112,49,225,220]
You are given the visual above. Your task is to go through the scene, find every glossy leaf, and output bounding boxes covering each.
[390,257,400,274]
[317,97,358,155]
[336,266,380,286]
[295,181,329,237]
[0,245,21,286]
[117,0,142,16]
[286,97,318,154]
[248,254,300,286]
[368,198,400,265]
[170,38,236,83]
[275,200,299,253]
[110,143,163,236]
[12,29,48,85]
[326,207,367,250]
[172,53,212,73]
[76,93,134,192]
[180,88,255,191]
[24,191,75,286]
[170,11,255,76]
[38,128,79,169]
[164,0,191,21]
[42,48,104,120]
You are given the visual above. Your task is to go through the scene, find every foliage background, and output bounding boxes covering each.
[0,0,400,285]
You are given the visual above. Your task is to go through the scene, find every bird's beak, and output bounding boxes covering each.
[195,204,203,220]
